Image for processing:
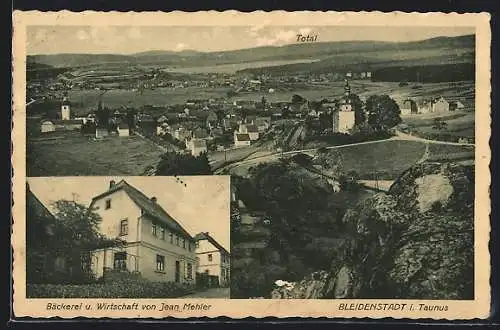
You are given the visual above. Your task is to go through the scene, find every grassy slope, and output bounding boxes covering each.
[333,140,427,180]
[427,144,475,162]
[403,111,475,139]
[27,133,164,176]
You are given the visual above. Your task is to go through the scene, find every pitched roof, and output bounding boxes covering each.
[26,184,56,236]
[194,232,229,255]
[27,184,56,222]
[246,125,259,133]
[90,180,193,240]
[256,117,271,123]
[235,133,251,141]
[192,139,207,148]
[193,128,209,139]
[51,119,83,125]
[118,122,129,129]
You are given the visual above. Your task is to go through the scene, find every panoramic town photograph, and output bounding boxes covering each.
[25,25,475,300]
[26,176,230,298]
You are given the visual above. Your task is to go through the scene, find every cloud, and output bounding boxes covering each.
[89,26,121,44]
[127,27,142,39]
[76,29,89,41]
[299,27,313,36]
[255,29,298,47]
[249,24,265,37]
[175,43,189,51]
[248,21,271,37]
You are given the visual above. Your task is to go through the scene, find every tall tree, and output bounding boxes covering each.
[348,94,365,126]
[261,96,267,108]
[52,200,123,282]
[155,152,212,176]
[319,112,333,131]
[365,95,402,131]
[292,94,306,104]
[27,198,123,284]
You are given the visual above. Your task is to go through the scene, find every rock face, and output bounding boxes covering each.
[271,162,475,299]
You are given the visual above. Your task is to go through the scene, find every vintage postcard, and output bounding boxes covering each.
[12,10,491,319]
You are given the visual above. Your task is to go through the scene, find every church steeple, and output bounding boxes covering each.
[344,73,352,104]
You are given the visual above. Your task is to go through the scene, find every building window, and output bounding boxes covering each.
[113,252,127,271]
[105,199,111,210]
[182,239,186,249]
[176,236,179,246]
[187,262,193,279]
[195,241,200,248]
[152,222,157,237]
[169,232,173,244]
[188,242,192,252]
[156,255,165,272]
[208,254,213,262]
[119,219,128,236]
[160,227,165,240]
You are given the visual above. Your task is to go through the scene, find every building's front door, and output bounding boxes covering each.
[175,261,180,283]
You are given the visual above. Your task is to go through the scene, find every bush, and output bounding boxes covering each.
[27,276,195,298]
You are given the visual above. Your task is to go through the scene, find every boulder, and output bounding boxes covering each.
[271,162,475,299]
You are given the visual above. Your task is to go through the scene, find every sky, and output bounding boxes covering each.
[26,25,475,55]
[27,176,230,252]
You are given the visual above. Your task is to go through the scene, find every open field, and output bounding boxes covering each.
[427,143,475,162]
[163,59,320,74]
[403,111,475,139]
[67,86,231,114]
[27,133,165,176]
[323,140,428,180]
[64,80,474,115]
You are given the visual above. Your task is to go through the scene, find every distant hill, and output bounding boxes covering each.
[28,53,136,68]
[28,34,474,69]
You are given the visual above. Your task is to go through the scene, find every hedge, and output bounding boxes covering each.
[27,278,195,298]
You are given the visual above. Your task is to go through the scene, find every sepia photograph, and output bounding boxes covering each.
[12,10,490,319]
[26,176,230,299]
[25,23,477,301]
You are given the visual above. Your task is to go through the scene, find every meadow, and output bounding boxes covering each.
[329,140,428,180]
[67,86,231,114]
[65,80,475,116]
[403,111,475,139]
[27,133,165,176]
[162,59,320,74]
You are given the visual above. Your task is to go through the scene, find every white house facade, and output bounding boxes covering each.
[194,232,230,287]
[89,180,197,284]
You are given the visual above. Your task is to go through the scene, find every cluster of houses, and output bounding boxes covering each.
[395,96,468,116]
[157,109,273,153]
[39,98,135,138]
[27,180,231,287]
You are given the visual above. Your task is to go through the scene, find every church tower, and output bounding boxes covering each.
[333,73,355,134]
[61,96,71,120]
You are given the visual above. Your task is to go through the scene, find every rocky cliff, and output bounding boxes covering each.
[271,162,475,299]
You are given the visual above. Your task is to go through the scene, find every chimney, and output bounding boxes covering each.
[151,197,157,203]
[109,180,116,189]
